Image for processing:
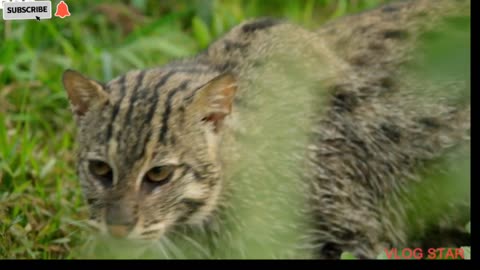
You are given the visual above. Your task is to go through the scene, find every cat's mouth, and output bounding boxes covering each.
[85,219,168,241]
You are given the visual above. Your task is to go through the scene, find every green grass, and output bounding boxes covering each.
[0,0,469,259]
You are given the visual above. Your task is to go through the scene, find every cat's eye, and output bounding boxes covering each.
[144,166,175,185]
[88,160,113,187]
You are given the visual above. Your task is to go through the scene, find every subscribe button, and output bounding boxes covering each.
[2,1,51,20]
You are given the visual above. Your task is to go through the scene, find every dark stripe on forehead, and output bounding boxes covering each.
[112,71,144,152]
[159,80,190,144]
[106,74,127,144]
[132,71,177,160]
[124,70,147,124]
[144,71,175,125]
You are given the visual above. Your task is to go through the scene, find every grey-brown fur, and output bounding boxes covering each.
[62,0,470,259]
[304,0,471,258]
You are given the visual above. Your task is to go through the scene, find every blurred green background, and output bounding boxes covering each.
[0,0,470,259]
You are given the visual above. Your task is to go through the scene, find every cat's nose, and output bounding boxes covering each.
[107,224,131,238]
[105,202,137,238]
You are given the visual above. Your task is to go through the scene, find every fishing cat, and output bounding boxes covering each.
[62,0,470,259]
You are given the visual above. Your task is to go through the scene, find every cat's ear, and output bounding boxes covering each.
[190,73,237,133]
[62,69,109,119]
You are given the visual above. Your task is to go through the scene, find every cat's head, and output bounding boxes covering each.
[62,66,237,240]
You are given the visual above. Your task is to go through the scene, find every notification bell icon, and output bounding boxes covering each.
[55,1,71,19]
